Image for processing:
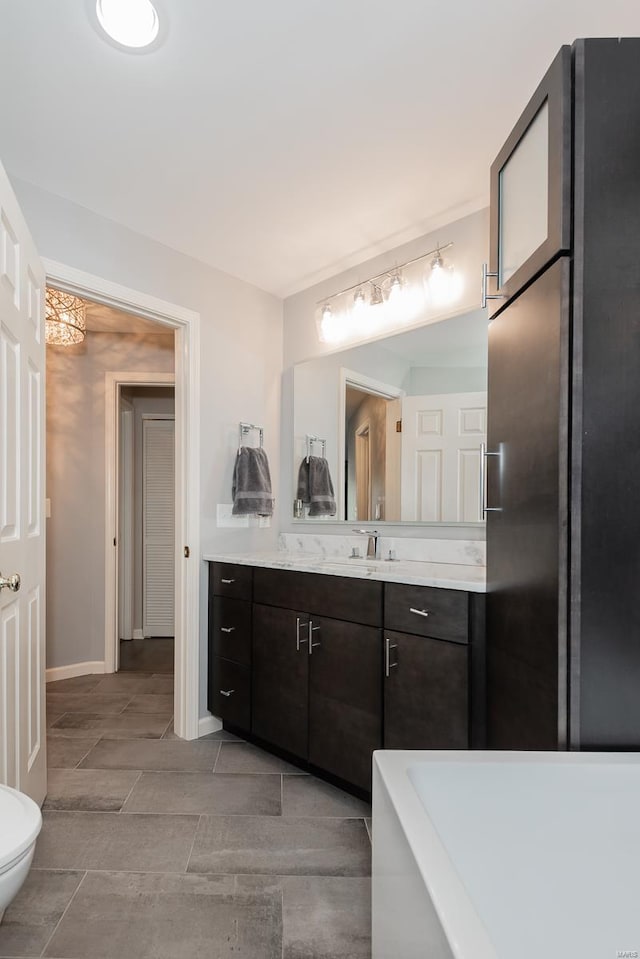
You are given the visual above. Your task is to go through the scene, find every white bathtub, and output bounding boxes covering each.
[372,750,640,959]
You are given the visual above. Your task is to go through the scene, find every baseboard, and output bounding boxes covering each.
[198,714,222,738]
[132,629,144,640]
[46,661,106,683]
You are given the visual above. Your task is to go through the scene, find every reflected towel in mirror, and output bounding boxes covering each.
[297,456,336,516]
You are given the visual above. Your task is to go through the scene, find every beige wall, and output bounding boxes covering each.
[46,332,175,669]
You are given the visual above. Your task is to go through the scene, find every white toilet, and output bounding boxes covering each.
[0,784,42,923]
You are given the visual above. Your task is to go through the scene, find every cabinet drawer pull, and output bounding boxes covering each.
[221,578,235,584]
[308,621,321,655]
[385,637,398,678]
[296,616,310,651]
[220,626,235,634]
[409,607,430,618]
[219,688,235,697]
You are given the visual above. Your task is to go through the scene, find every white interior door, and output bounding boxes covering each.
[0,161,46,804]
[401,392,486,522]
[142,417,175,637]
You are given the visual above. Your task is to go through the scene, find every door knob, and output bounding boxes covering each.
[0,573,20,592]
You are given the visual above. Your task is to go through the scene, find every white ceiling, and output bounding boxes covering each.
[1,2,637,298]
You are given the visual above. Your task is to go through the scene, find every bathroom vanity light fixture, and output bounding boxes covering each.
[95,0,160,49]
[45,288,87,346]
[316,242,461,344]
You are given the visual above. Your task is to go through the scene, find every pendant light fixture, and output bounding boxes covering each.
[45,288,87,346]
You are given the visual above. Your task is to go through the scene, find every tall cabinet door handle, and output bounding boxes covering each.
[481,262,505,309]
[480,442,502,518]
[308,621,321,655]
[296,616,310,651]
[385,637,398,678]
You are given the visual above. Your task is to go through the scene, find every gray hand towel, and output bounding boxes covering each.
[233,447,275,516]
[297,455,336,517]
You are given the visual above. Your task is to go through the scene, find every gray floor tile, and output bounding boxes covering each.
[92,672,154,694]
[80,738,220,772]
[46,675,102,694]
[123,771,281,816]
[44,870,281,959]
[162,723,244,742]
[46,711,64,728]
[188,815,371,876]
[46,737,100,768]
[121,693,174,715]
[45,692,132,715]
[0,869,85,958]
[215,742,307,775]
[33,810,199,872]
[48,712,171,739]
[281,876,371,959]
[43,769,141,812]
[282,776,371,818]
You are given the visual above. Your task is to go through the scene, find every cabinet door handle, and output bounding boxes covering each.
[409,607,430,618]
[296,616,310,651]
[219,689,235,697]
[308,621,321,655]
[220,626,235,634]
[385,637,398,678]
[480,442,501,518]
[220,578,235,584]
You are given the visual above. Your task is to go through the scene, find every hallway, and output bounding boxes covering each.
[0,660,372,959]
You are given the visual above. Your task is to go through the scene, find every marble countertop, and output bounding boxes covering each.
[202,550,486,592]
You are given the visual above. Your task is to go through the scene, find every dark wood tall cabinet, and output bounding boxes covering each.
[486,38,640,750]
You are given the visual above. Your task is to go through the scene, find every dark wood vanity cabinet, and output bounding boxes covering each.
[208,561,484,793]
[252,568,383,792]
[208,563,252,733]
[383,583,476,750]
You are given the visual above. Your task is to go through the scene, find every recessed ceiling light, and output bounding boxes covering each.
[96,0,160,49]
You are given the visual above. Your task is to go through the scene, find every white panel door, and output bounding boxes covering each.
[142,417,175,637]
[401,392,486,523]
[0,160,46,804]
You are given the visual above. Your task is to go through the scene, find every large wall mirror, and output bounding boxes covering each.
[293,308,488,525]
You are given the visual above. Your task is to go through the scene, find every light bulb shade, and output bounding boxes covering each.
[96,0,159,48]
[45,288,87,346]
[424,254,463,308]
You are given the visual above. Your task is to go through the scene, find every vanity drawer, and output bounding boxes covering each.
[210,562,253,600]
[384,583,469,644]
[253,567,382,627]
[211,657,250,731]
[212,596,252,666]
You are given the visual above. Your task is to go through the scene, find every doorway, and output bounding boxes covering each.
[43,259,201,740]
[118,385,176,676]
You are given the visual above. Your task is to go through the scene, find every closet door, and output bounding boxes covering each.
[142,417,175,637]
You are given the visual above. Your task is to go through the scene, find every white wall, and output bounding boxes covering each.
[282,207,488,537]
[15,176,283,716]
[47,333,175,669]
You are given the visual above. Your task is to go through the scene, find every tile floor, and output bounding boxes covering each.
[0,643,372,959]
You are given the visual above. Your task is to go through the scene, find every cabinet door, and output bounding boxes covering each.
[488,45,571,316]
[252,603,309,759]
[308,617,382,791]
[384,630,468,749]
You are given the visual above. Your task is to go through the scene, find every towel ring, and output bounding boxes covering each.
[239,422,264,453]
[305,434,326,462]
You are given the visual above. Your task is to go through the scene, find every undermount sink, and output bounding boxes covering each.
[320,557,390,570]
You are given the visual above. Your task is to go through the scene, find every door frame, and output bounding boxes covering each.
[42,258,201,741]
[107,374,176,666]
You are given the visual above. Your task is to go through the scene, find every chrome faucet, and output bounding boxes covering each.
[353,529,380,559]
